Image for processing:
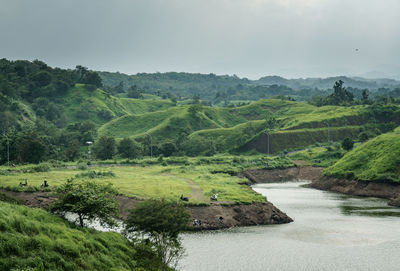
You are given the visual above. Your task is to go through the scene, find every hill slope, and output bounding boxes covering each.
[0,200,165,270]
[324,127,400,182]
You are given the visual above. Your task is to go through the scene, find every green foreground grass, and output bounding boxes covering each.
[0,200,146,271]
[0,155,294,205]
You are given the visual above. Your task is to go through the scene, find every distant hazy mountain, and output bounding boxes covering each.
[99,71,400,102]
[255,76,400,90]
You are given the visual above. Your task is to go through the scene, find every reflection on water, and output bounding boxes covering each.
[180,182,400,271]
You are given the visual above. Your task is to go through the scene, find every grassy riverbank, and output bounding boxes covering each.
[0,155,294,205]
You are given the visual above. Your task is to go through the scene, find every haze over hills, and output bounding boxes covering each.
[99,71,400,103]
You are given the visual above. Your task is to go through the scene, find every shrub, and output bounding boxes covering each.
[75,170,115,179]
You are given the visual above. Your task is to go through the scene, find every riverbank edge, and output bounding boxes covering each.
[241,166,400,207]
[0,189,293,231]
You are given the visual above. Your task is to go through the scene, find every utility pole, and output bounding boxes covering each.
[1,132,9,167]
[86,141,93,160]
[326,122,330,144]
[146,133,153,158]
[265,132,270,155]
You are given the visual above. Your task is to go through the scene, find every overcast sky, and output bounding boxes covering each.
[1,0,399,79]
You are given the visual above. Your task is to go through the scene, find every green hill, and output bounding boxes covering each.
[0,199,165,270]
[62,84,175,126]
[97,99,400,155]
[324,127,400,182]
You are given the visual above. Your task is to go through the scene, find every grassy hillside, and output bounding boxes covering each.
[324,128,400,182]
[187,120,267,154]
[0,200,163,271]
[62,84,174,126]
[97,99,399,155]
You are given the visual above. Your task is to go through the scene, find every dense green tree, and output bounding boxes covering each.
[159,141,178,157]
[75,65,88,81]
[82,71,103,88]
[15,130,47,163]
[125,199,190,269]
[111,81,125,94]
[50,179,119,227]
[361,89,370,104]
[341,137,354,151]
[117,138,142,158]
[64,139,81,161]
[93,136,116,160]
[32,71,52,87]
[329,80,354,105]
[127,85,143,99]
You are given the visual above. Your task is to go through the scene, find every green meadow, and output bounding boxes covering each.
[0,155,294,205]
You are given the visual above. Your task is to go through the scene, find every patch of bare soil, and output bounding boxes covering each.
[187,202,292,230]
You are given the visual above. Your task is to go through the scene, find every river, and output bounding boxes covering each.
[179,182,400,271]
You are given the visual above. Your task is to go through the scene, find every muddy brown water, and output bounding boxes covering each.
[179,182,400,271]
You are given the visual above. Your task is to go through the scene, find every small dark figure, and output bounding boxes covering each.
[193,219,198,226]
[198,219,202,226]
[25,179,28,186]
[180,194,189,202]
[19,181,23,187]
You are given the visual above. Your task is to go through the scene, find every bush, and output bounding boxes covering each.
[341,138,354,151]
[75,170,115,179]
[30,162,51,173]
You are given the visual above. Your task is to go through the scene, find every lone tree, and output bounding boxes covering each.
[50,179,120,227]
[125,199,190,270]
[328,80,354,105]
[117,138,142,159]
[93,136,116,160]
[341,137,354,151]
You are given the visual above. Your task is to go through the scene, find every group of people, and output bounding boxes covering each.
[193,219,202,226]
[18,178,49,188]
[19,179,28,187]
[210,193,219,201]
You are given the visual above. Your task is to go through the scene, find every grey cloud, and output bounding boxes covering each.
[0,0,399,79]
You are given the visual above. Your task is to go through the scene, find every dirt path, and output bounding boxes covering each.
[162,173,207,202]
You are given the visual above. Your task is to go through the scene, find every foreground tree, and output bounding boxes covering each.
[125,199,190,270]
[50,179,119,227]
